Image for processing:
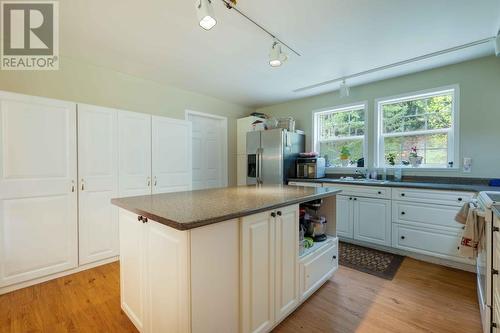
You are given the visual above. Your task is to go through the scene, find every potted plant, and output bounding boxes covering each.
[386,153,396,166]
[340,146,350,167]
[408,146,423,167]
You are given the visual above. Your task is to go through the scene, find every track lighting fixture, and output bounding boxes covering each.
[339,80,350,98]
[196,0,217,30]
[195,0,300,66]
[269,42,288,67]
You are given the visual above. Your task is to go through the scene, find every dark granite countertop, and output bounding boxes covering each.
[111,185,342,230]
[288,178,499,193]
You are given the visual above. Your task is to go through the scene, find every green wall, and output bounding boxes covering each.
[0,56,251,185]
[256,56,500,178]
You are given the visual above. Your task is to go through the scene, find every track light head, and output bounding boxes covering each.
[196,0,217,30]
[339,80,350,98]
[269,42,288,67]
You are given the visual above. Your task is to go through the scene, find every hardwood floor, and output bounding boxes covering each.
[0,258,481,333]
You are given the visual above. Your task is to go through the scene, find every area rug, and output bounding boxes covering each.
[339,241,405,280]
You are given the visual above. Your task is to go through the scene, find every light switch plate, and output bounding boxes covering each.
[463,157,472,173]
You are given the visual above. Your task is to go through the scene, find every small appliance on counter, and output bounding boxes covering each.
[296,157,326,179]
[300,199,327,242]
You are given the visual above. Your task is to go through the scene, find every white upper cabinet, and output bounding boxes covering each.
[77,104,119,265]
[0,91,78,287]
[118,111,152,197]
[152,116,192,194]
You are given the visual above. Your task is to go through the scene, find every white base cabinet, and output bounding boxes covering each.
[119,203,334,333]
[335,194,391,247]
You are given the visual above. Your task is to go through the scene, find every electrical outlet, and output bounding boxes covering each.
[463,157,472,173]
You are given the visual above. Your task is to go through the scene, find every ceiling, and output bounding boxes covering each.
[61,0,500,108]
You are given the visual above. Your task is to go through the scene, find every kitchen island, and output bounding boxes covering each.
[111,185,341,333]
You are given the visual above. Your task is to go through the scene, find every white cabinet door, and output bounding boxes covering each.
[152,116,192,194]
[144,220,190,333]
[78,104,119,265]
[353,197,391,246]
[241,211,275,333]
[275,205,299,322]
[0,91,78,287]
[336,195,353,238]
[119,209,145,331]
[118,111,152,197]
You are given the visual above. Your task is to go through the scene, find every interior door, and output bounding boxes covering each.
[0,91,78,287]
[78,104,119,265]
[336,195,353,238]
[118,111,152,197]
[152,116,192,194]
[261,129,283,184]
[275,205,299,322]
[188,113,226,190]
[241,210,275,333]
[353,197,391,246]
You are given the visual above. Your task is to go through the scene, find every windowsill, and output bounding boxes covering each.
[325,166,460,173]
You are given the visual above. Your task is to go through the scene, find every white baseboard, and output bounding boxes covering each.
[339,238,476,273]
[0,256,119,295]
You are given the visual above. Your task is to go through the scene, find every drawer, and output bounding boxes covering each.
[288,181,323,188]
[392,224,464,261]
[323,184,391,199]
[392,201,463,230]
[300,240,338,299]
[392,188,474,206]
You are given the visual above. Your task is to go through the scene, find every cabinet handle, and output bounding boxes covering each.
[143,217,148,223]
[271,212,276,218]
[378,191,382,195]
[401,211,406,215]
[401,193,405,197]
[401,236,405,240]
[71,180,75,192]
[277,211,282,216]
[138,215,143,222]
[154,176,158,186]
[458,197,463,202]
[349,197,353,200]
[354,198,357,201]
[332,255,337,260]
[147,177,151,187]
[81,179,85,191]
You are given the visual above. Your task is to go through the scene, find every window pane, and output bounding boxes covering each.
[320,139,363,167]
[383,133,448,167]
[382,93,453,134]
[318,108,365,140]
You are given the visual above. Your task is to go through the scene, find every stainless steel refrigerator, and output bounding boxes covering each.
[246,129,305,185]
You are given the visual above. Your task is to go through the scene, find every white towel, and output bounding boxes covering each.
[455,202,485,258]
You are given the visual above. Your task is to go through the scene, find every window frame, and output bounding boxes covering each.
[374,85,460,169]
[312,101,368,168]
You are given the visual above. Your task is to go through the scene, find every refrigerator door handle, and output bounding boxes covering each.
[257,148,263,184]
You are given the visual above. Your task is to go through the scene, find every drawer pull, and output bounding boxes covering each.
[494,227,499,232]
[354,198,357,201]
[458,197,463,201]
[349,197,353,200]
[271,212,276,218]
[401,236,405,240]
[142,217,148,223]
[493,269,499,275]
[401,193,405,197]
[378,191,382,194]
[137,215,143,222]
[401,211,406,215]
[332,255,337,260]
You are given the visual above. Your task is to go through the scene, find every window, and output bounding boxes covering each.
[313,103,367,167]
[376,86,458,168]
